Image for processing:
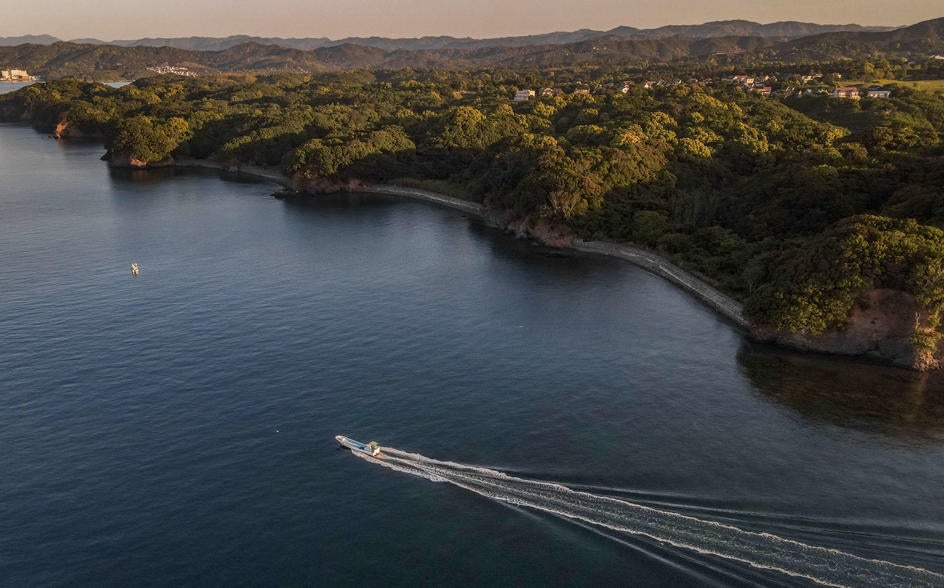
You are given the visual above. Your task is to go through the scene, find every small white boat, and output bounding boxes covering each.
[335,435,381,456]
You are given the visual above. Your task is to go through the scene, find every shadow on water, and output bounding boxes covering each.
[279,191,635,295]
[464,220,585,262]
[107,165,278,187]
[108,166,181,186]
[278,190,406,213]
[738,342,944,442]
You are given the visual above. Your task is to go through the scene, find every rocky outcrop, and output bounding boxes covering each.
[52,121,102,140]
[106,151,175,169]
[484,209,576,248]
[53,122,79,139]
[297,174,368,194]
[754,289,943,370]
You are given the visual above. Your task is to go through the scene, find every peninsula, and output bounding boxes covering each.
[3,19,944,370]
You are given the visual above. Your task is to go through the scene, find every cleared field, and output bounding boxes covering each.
[844,79,944,92]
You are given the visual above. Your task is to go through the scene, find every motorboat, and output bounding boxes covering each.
[335,435,381,456]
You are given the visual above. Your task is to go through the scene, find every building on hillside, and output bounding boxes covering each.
[832,86,860,99]
[145,64,197,77]
[539,87,562,97]
[866,87,892,99]
[1,68,32,81]
[513,89,535,102]
[571,88,590,95]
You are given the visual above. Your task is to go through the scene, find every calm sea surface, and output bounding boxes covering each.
[1,121,943,586]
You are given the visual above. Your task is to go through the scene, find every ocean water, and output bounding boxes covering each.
[1,123,943,586]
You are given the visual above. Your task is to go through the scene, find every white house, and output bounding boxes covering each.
[833,86,860,99]
[513,89,535,102]
[1,68,30,80]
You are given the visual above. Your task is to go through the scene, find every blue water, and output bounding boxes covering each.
[1,123,943,586]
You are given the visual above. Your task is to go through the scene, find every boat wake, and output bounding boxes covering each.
[352,446,943,588]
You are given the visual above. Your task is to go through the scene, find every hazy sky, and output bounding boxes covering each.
[6,0,943,40]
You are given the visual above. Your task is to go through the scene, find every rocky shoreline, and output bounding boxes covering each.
[170,158,751,331]
[121,156,937,370]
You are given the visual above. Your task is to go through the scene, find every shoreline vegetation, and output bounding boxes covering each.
[3,71,944,370]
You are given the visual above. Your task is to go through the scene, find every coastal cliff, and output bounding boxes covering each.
[756,289,943,370]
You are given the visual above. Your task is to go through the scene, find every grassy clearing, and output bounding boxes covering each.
[892,79,944,92]
[843,79,944,92]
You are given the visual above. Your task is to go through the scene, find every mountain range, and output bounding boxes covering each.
[0,21,894,51]
[1,18,942,80]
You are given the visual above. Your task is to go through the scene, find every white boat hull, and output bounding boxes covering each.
[335,435,381,456]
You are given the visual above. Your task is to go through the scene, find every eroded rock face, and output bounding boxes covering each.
[53,122,104,140]
[53,122,80,139]
[484,210,575,248]
[296,175,365,193]
[756,289,943,370]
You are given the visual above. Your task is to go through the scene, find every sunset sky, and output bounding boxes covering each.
[5,0,943,40]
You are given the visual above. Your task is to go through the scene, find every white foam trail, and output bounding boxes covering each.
[352,447,944,588]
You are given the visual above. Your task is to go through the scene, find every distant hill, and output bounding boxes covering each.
[0,34,60,46]
[628,20,890,40]
[770,16,944,59]
[0,20,894,53]
[0,42,210,80]
[71,35,334,52]
[1,17,940,79]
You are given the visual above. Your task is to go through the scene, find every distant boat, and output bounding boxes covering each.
[335,435,381,456]
[130,262,139,276]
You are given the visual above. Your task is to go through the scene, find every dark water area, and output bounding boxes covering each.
[1,123,943,586]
